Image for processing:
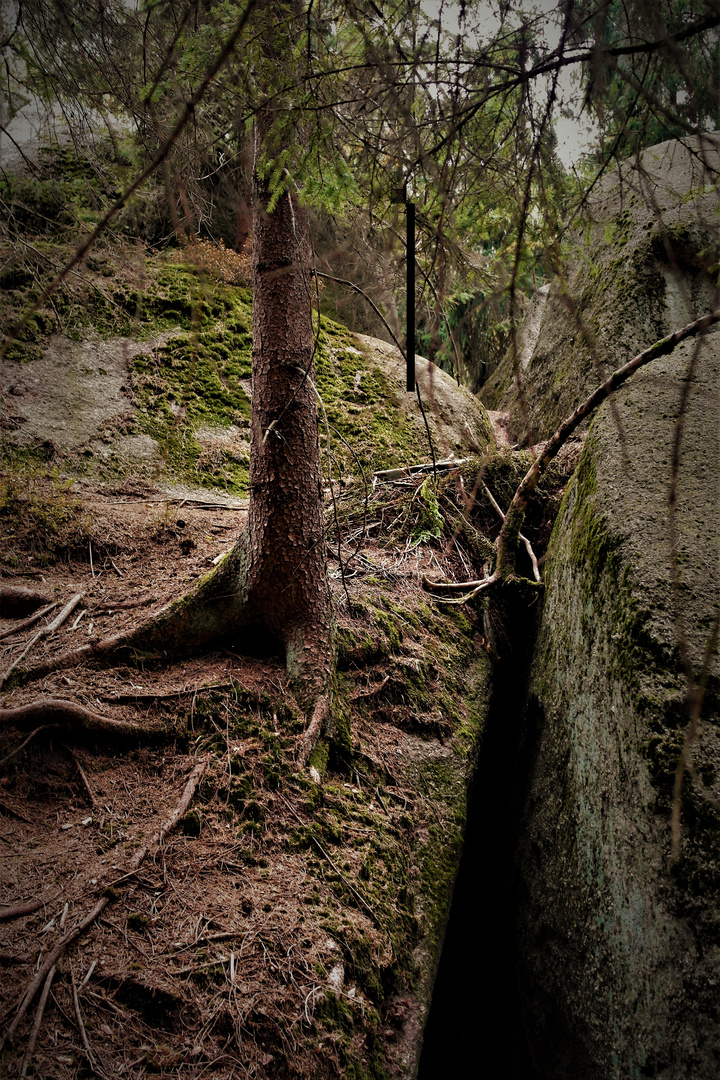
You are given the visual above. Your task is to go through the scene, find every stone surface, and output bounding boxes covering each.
[2,325,495,492]
[353,334,496,459]
[515,139,720,1079]
[480,135,720,445]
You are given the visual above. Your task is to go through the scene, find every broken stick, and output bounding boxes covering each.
[0,594,83,689]
[19,964,55,1078]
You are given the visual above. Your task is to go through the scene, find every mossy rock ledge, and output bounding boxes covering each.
[0,251,495,499]
[514,193,720,1075]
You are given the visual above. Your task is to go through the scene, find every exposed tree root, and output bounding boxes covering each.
[295,694,330,769]
[13,527,335,764]
[0,898,50,924]
[0,587,52,618]
[0,699,160,741]
[19,535,255,684]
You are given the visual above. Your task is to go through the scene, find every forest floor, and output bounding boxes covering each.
[0,467,495,1080]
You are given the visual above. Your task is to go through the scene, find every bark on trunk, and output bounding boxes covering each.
[19,132,334,719]
[225,156,333,701]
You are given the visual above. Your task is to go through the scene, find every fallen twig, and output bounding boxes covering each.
[66,746,100,810]
[19,964,55,1078]
[72,970,106,1078]
[0,603,59,643]
[373,457,473,482]
[0,568,47,579]
[2,758,208,1040]
[0,593,83,689]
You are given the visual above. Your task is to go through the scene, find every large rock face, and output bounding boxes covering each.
[516,138,720,1077]
[481,135,719,444]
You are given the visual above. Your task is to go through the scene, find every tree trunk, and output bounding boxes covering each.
[20,122,334,726]
[234,157,333,699]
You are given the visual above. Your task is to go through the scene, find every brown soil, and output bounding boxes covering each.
[0,472,481,1080]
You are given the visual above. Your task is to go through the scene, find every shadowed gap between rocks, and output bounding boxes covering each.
[418,589,542,1080]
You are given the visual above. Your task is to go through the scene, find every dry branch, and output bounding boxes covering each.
[99,681,236,703]
[481,481,541,582]
[424,309,720,600]
[422,572,499,596]
[0,593,83,689]
[93,595,158,613]
[495,308,720,574]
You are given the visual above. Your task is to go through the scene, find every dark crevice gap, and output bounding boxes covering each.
[418,589,541,1080]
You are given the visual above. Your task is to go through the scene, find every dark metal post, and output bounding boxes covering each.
[406,200,415,392]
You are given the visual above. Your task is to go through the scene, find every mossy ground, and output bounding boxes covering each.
[0,469,503,1079]
[2,236,477,496]
[0,425,581,1078]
